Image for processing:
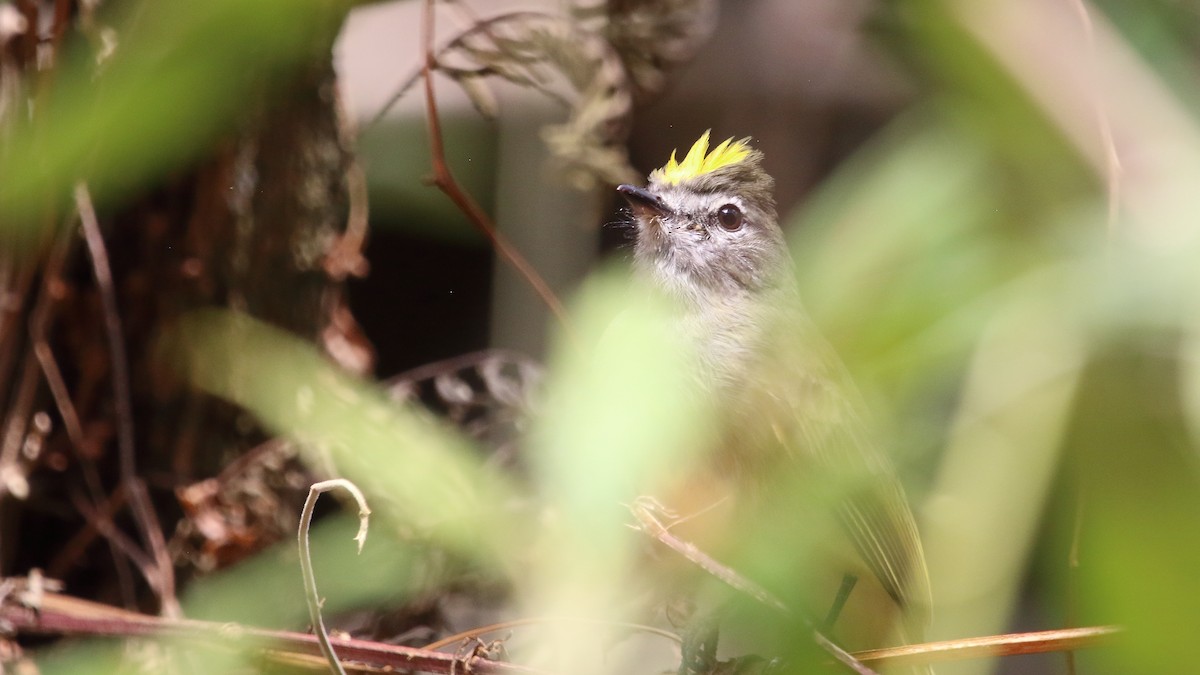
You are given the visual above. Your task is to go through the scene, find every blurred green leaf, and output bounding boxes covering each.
[165,308,520,563]
[789,115,1004,376]
[514,268,712,673]
[1072,336,1200,674]
[533,267,713,540]
[183,515,428,626]
[34,635,254,675]
[0,0,343,226]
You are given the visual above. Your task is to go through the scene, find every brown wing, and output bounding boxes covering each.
[748,314,932,630]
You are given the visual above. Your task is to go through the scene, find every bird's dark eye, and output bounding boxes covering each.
[716,204,744,231]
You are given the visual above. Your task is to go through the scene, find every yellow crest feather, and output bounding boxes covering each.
[650,130,752,185]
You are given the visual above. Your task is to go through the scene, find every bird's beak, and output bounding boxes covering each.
[617,184,669,220]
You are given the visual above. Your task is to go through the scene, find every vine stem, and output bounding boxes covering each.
[298,478,371,675]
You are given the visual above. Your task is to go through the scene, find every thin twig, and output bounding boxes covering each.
[75,183,179,618]
[369,63,425,129]
[420,0,576,341]
[30,221,137,606]
[630,497,787,614]
[30,225,104,498]
[370,9,573,130]
[73,183,136,527]
[852,625,1119,670]
[421,616,682,652]
[70,490,156,577]
[629,498,878,675]
[48,486,129,581]
[298,479,371,675]
[366,0,491,129]
[2,589,546,675]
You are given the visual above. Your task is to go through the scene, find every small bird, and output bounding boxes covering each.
[617,131,931,673]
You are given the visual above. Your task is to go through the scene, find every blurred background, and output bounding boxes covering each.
[3,0,1200,674]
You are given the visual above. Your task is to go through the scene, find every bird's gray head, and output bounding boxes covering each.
[618,131,794,388]
[617,131,789,309]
